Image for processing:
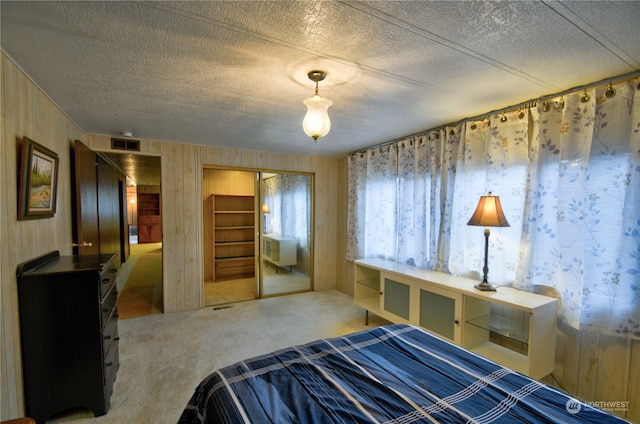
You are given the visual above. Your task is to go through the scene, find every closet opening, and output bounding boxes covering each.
[202,167,313,306]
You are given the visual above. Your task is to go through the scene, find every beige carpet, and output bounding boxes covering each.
[47,290,391,424]
[117,243,163,319]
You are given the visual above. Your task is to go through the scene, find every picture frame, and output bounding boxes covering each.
[18,137,59,220]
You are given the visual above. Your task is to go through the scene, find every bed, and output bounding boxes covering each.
[178,324,628,423]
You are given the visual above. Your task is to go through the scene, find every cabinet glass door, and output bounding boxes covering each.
[382,277,411,321]
[419,286,462,343]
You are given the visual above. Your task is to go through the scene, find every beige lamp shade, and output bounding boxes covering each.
[467,192,510,227]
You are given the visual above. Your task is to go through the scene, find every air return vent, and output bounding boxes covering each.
[111,138,140,151]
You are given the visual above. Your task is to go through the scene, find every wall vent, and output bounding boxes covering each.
[111,138,140,151]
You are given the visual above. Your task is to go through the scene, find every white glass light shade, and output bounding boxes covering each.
[303,94,333,141]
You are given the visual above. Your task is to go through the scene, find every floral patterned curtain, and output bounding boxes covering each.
[449,111,530,287]
[515,80,640,336]
[347,78,640,338]
[347,145,398,261]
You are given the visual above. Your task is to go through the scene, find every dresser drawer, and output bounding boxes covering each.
[103,340,119,401]
[102,313,119,355]
[99,267,117,300]
[101,284,118,327]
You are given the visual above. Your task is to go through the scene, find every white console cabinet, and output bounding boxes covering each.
[354,258,558,380]
[262,235,297,271]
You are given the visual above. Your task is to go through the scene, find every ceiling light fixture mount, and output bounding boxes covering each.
[302,70,333,142]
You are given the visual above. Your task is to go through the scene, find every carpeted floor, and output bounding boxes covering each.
[47,289,391,424]
[117,243,163,319]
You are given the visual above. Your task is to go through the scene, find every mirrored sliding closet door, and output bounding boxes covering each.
[259,172,313,297]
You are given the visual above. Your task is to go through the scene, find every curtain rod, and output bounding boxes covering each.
[351,70,640,155]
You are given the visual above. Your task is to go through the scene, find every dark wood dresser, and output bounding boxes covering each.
[16,251,119,424]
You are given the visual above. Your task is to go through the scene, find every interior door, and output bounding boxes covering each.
[73,140,100,255]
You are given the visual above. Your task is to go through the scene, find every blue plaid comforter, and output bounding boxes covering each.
[178,324,628,423]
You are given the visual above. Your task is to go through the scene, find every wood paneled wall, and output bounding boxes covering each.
[1,54,85,419]
[203,168,255,196]
[83,136,342,314]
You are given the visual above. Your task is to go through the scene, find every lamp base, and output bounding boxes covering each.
[474,281,497,292]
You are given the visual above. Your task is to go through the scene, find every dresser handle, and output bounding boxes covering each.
[115,337,120,341]
[105,362,113,367]
[102,279,110,284]
[104,335,111,340]
[110,268,117,273]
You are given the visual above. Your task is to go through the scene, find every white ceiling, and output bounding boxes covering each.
[2,1,639,161]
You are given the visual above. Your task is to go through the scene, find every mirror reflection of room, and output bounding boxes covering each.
[261,172,312,296]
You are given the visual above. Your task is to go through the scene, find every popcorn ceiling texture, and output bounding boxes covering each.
[1,1,638,157]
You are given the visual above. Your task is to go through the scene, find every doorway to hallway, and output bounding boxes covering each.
[116,242,163,319]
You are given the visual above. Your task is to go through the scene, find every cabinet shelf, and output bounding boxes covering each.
[466,314,529,345]
[356,278,379,290]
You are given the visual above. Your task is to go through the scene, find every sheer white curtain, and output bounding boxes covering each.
[347,145,398,261]
[263,174,311,248]
[515,81,640,335]
[396,136,431,268]
[348,129,462,269]
[348,78,640,338]
[449,112,530,285]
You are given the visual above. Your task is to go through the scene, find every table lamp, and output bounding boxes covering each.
[467,192,510,291]
[262,204,270,233]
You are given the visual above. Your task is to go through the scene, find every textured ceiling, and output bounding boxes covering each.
[2,1,639,167]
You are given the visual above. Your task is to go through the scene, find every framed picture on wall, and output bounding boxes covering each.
[18,136,59,220]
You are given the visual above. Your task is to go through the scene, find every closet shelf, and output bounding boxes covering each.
[214,210,254,214]
[215,255,255,261]
[215,225,254,230]
[215,241,255,246]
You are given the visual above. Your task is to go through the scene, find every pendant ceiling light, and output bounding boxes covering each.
[302,70,333,142]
